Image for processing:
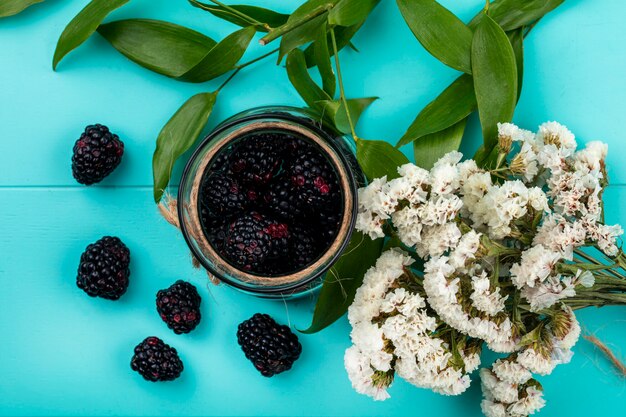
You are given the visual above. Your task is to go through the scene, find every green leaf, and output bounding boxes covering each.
[469,0,564,31]
[188,0,288,31]
[396,74,476,147]
[508,28,524,101]
[303,22,363,67]
[314,22,336,97]
[275,0,339,62]
[180,26,255,83]
[413,119,466,170]
[357,139,410,181]
[53,0,130,70]
[153,92,217,202]
[318,97,377,134]
[286,49,331,107]
[300,232,384,333]
[0,0,43,17]
[278,14,328,63]
[328,0,380,27]
[396,0,473,74]
[471,13,517,152]
[97,19,217,78]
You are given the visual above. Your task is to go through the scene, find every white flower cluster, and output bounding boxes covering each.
[347,121,615,414]
[479,307,580,417]
[356,121,622,313]
[345,249,481,400]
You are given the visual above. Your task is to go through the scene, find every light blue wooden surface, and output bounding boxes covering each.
[0,1,625,416]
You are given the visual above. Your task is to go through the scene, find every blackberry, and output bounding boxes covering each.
[77,236,130,300]
[156,280,202,334]
[131,337,183,382]
[229,134,282,186]
[223,212,273,271]
[290,226,319,268]
[264,176,306,220]
[71,124,124,185]
[210,149,232,172]
[316,209,342,247]
[200,207,228,251]
[237,313,302,377]
[288,148,340,209]
[200,172,248,215]
[265,222,290,260]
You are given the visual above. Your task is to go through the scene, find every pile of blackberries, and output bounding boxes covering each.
[199,131,343,276]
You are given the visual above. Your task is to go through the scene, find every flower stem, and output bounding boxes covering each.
[259,3,333,46]
[575,249,625,279]
[330,27,359,142]
[216,48,279,92]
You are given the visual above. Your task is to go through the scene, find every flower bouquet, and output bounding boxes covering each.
[346,121,626,416]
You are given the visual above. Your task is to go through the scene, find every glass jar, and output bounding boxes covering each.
[177,106,365,298]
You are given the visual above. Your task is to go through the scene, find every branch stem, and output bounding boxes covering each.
[207,0,266,28]
[259,3,333,45]
[216,48,279,92]
[330,27,359,142]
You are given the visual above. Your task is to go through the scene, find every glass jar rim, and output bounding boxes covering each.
[177,106,360,295]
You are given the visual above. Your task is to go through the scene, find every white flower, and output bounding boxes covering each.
[417,194,463,226]
[481,400,507,417]
[534,214,586,260]
[344,346,391,401]
[430,152,462,195]
[498,122,534,143]
[510,245,562,289]
[473,180,532,239]
[492,359,532,385]
[587,223,623,257]
[397,163,430,186]
[516,348,556,376]
[470,273,508,316]
[521,281,576,311]
[449,230,481,270]
[507,386,546,417]
[480,368,519,403]
[574,141,607,173]
[527,187,549,212]
[423,257,514,346]
[536,121,577,157]
[391,206,422,246]
[415,223,461,259]
[510,141,539,182]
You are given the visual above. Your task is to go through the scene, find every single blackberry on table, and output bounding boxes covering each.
[131,337,183,382]
[200,172,248,215]
[229,134,283,186]
[223,212,273,271]
[288,148,341,209]
[156,280,202,334]
[237,313,302,377]
[264,176,306,220]
[71,124,124,185]
[76,236,130,300]
[289,226,319,269]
